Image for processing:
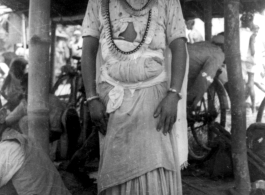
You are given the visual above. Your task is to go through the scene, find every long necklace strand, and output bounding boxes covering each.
[101,0,154,60]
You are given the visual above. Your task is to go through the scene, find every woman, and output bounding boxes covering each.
[81,0,188,194]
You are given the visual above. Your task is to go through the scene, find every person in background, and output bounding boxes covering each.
[239,12,256,113]
[0,58,27,111]
[81,0,188,194]
[5,73,65,142]
[1,52,18,67]
[246,25,265,110]
[15,43,29,61]
[0,108,72,195]
[0,55,9,79]
[0,55,10,106]
[5,73,81,160]
[54,31,71,81]
[69,29,83,68]
[252,64,265,109]
[185,19,204,44]
[187,36,225,110]
[69,30,83,59]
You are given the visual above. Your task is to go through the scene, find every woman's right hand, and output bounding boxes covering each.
[88,99,108,135]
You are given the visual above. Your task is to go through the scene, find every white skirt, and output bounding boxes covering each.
[100,167,182,195]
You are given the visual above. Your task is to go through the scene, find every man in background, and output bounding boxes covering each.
[187,37,225,110]
[185,19,204,44]
[240,12,256,113]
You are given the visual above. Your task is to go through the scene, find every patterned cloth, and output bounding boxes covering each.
[0,141,24,188]
[0,128,71,195]
[82,0,188,194]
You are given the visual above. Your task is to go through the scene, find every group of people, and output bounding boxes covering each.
[54,27,83,80]
[0,57,79,194]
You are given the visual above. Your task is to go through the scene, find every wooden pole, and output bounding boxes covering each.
[50,22,56,90]
[28,0,51,153]
[224,0,250,194]
[22,14,27,55]
[204,0,212,41]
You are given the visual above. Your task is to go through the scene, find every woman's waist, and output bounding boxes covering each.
[106,54,165,83]
[100,65,167,89]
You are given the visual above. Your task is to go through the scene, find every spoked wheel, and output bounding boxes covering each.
[256,97,265,122]
[188,79,228,161]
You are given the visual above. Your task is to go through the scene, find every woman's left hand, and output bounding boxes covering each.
[153,93,180,135]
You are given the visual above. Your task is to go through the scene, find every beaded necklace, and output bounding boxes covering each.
[101,0,157,61]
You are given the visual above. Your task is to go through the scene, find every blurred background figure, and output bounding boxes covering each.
[15,43,28,61]
[239,12,256,114]
[69,29,82,59]
[1,52,17,67]
[54,30,70,81]
[246,24,265,111]
[185,19,204,44]
[68,29,83,68]
[0,58,27,111]
[0,55,9,80]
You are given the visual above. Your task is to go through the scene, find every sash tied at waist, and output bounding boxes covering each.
[99,65,167,113]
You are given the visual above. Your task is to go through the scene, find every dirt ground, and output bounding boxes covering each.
[60,170,235,195]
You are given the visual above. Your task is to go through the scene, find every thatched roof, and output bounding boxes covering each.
[1,0,265,23]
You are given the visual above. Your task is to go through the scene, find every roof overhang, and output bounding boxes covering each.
[0,0,265,24]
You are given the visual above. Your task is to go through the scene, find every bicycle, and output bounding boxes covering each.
[187,69,229,161]
[51,57,92,146]
[256,97,265,122]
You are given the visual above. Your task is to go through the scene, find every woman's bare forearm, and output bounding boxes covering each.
[169,38,187,93]
[81,36,99,98]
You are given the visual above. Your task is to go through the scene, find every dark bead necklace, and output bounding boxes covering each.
[101,0,154,60]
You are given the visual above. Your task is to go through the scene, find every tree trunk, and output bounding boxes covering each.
[204,0,212,41]
[224,0,250,194]
[28,0,51,153]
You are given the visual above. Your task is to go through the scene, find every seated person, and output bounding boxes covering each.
[5,73,66,143]
[187,36,225,110]
[0,108,72,195]
[6,73,81,160]
[0,58,28,111]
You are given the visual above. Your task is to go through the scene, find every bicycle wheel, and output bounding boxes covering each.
[256,97,265,122]
[52,74,76,105]
[188,79,228,161]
